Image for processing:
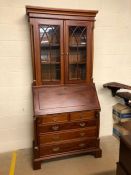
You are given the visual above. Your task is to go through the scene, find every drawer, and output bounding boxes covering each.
[37,119,97,133]
[39,127,97,144]
[70,111,96,121]
[39,138,98,156]
[37,113,68,124]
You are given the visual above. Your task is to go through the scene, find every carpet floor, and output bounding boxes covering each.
[0,136,119,175]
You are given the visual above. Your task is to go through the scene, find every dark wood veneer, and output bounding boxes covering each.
[39,127,97,144]
[39,137,99,156]
[37,119,97,133]
[33,84,100,115]
[117,134,131,175]
[26,6,101,170]
[26,6,98,18]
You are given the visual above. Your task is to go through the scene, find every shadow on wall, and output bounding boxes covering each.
[90,170,116,175]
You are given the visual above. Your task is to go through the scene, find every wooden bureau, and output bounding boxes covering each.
[32,84,102,169]
[26,6,102,169]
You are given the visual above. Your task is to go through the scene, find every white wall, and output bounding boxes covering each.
[0,0,131,153]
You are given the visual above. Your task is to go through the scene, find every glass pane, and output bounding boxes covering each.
[39,25,61,81]
[68,26,87,81]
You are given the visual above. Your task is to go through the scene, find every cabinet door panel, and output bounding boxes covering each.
[64,21,90,84]
[34,19,64,85]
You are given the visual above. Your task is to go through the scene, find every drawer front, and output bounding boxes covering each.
[39,138,98,156]
[39,127,97,144]
[70,111,96,121]
[37,113,68,124]
[37,119,97,133]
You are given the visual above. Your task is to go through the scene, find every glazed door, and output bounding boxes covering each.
[64,20,92,84]
[33,19,64,85]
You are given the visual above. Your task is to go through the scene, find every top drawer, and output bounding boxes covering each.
[70,111,96,121]
[38,113,68,124]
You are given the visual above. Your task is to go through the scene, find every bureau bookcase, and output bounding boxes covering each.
[26,6,102,170]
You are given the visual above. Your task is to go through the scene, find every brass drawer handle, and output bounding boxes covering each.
[53,117,57,122]
[52,147,60,152]
[52,125,59,131]
[80,132,85,137]
[79,143,85,147]
[79,122,86,127]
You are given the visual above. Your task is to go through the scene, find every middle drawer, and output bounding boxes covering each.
[39,127,97,144]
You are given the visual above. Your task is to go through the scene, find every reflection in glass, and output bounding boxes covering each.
[39,25,61,81]
[68,26,87,81]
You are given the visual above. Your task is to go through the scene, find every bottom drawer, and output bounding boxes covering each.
[40,138,98,156]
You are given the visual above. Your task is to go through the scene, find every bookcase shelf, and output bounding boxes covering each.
[41,61,60,64]
[69,45,86,48]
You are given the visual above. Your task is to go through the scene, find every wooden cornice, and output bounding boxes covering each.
[26,5,98,18]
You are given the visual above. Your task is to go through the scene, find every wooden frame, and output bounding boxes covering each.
[26,6,101,170]
[26,6,98,86]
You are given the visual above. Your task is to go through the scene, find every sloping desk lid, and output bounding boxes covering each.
[33,84,100,115]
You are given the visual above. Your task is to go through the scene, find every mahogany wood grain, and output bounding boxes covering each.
[28,13,96,22]
[37,119,97,133]
[30,24,36,81]
[39,127,97,144]
[87,22,94,83]
[37,113,68,124]
[26,6,101,170]
[64,20,90,84]
[33,84,100,115]
[39,137,98,156]
[26,6,98,18]
[27,6,98,86]
[70,111,95,121]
